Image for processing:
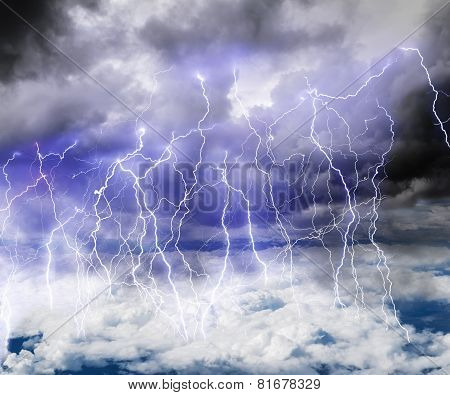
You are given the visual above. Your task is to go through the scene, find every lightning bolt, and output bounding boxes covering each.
[0,47,448,357]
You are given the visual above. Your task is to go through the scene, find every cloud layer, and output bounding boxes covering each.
[1,242,449,375]
[0,0,449,375]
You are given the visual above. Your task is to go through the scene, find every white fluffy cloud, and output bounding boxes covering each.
[1,243,449,375]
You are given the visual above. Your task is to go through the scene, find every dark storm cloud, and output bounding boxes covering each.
[139,0,345,62]
[0,0,447,210]
[0,0,64,82]
[0,0,108,150]
[384,86,450,204]
[0,0,100,82]
[382,5,450,206]
[0,1,156,159]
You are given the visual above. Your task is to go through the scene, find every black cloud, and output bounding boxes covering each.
[384,86,450,202]
[382,5,450,205]
[0,0,99,82]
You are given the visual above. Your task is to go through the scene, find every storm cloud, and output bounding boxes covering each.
[0,0,449,376]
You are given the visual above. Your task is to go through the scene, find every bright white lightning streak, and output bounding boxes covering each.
[299,47,448,336]
[0,47,448,351]
[200,151,231,337]
[400,47,450,148]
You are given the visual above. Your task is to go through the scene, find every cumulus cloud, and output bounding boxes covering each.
[1,242,449,375]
